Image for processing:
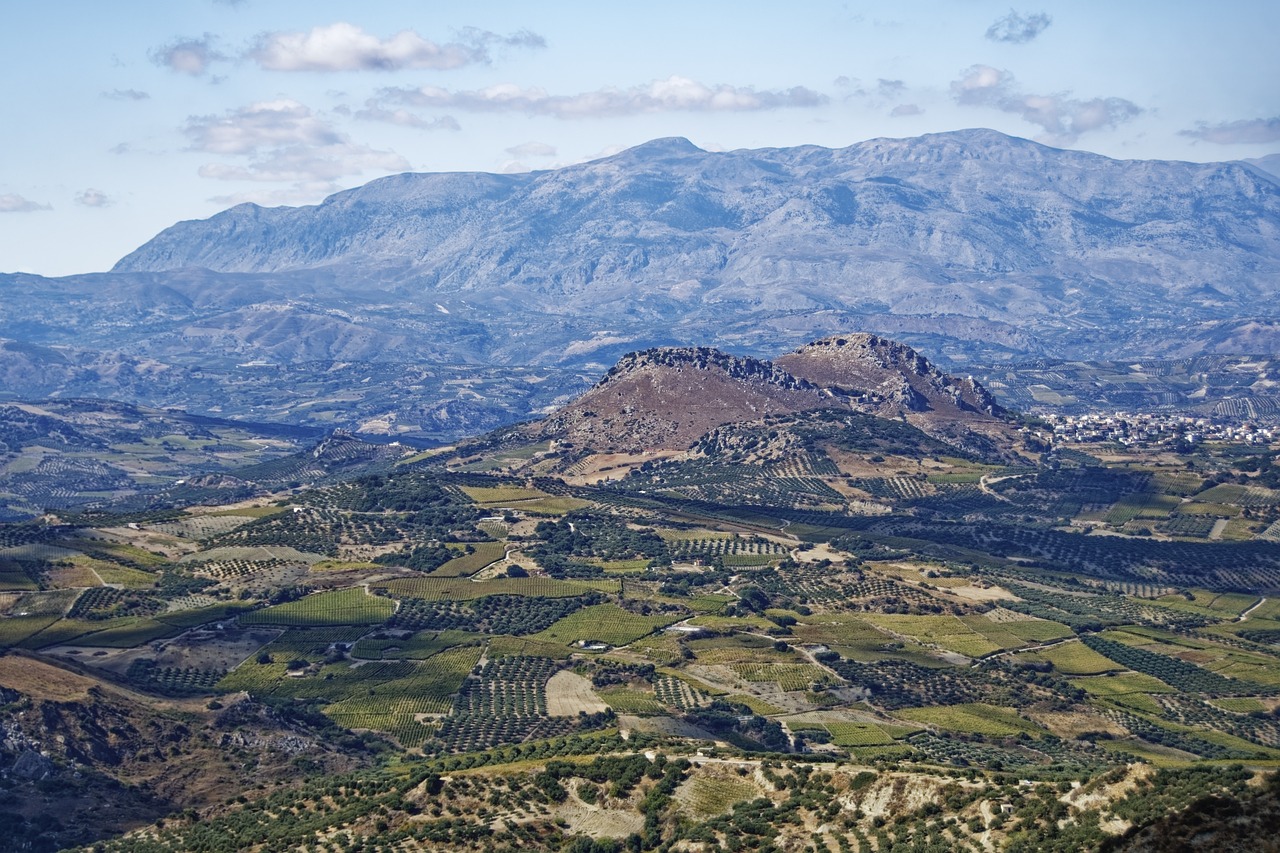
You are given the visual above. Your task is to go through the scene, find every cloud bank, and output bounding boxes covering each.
[951,65,1140,145]
[1181,117,1280,145]
[184,100,409,185]
[0,194,51,213]
[249,23,543,72]
[377,75,827,119]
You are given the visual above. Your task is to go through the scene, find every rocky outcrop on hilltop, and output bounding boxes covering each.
[536,347,836,452]
[776,334,1004,418]
[534,335,1011,454]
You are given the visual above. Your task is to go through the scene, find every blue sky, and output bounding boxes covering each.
[1,1,1276,276]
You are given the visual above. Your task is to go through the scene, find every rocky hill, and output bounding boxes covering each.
[534,334,1012,454]
[776,334,1004,418]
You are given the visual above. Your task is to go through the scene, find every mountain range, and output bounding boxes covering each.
[2,129,1278,438]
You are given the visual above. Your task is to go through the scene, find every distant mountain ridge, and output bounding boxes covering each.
[3,129,1279,439]
[108,129,1280,365]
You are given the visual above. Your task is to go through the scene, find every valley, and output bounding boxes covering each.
[3,336,1280,851]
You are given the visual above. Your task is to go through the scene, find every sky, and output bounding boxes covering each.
[1,1,1277,277]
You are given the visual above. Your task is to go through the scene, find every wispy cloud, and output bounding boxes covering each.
[375,75,827,119]
[102,88,150,101]
[1181,117,1280,145]
[505,141,557,158]
[985,10,1052,44]
[0,194,51,213]
[350,105,460,130]
[150,34,225,76]
[74,189,113,208]
[248,23,543,72]
[185,99,342,155]
[196,144,408,183]
[951,65,1140,145]
[889,104,922,117]
[184,99,409,185]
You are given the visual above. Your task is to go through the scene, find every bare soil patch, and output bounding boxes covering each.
[546,670,609,716]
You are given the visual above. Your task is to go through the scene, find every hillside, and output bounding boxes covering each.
[530,335,1015,459]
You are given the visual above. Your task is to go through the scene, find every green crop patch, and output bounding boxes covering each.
[822,722,898,746]
[239,587,395,627]
[896,703,1044,737]
[353,629,485,660]
[0,614,62,646]
[678,775,761,820]
[597,686,665,714]
[1029,640,1121,675]
[730,663,829,692]
[1072,672,1177,696]
[64,617,179,648]
[529,604,681,648]
[431,542,506,578]
[378,576,612,601]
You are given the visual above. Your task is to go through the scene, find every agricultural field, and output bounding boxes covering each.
[529,603,682,648]
[4,410,1280,852]
[895,703,1045,738]
[238,587,395,627]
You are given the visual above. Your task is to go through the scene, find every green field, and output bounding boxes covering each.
[1071,672,1177,696]
[239,587,395,627]
[821,722,898,746]
[354,629,485,660]
[678,775,760,819]
[895,703,1044,737]
[431,542,507,578]
[1030,640,1120,675]
[379,576,616,601]
[529,604,680,647]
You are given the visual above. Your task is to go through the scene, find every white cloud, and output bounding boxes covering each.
[890,104,922,117]
[184,100,409,187]
[951,65,1140,145]
[184,99,342,155]
[352,105,461,130]
[150,34,225,76]
[249,23,543,72]
[0,194,50,213]
[208,186,338,207]
[74,189,113,207]
[985,10,1052,44]
[103,88,150,101]
[1181,117,1280,145]
[376,75,827,119]
[197,144,408,183]
[505,141,557,158]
